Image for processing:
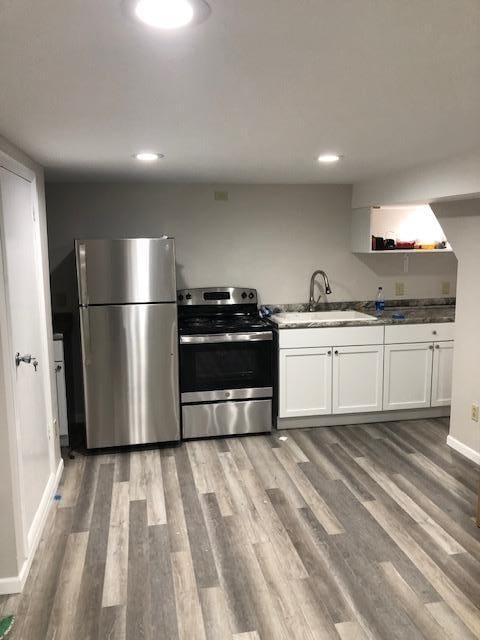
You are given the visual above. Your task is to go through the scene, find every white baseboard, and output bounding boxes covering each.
[447,435,480,466]
[277,406,450,430]
[0,574,22,595]
[0,457,64,595]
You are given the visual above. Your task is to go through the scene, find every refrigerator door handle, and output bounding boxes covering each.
[81,307,91,365]
[78,242,88,305]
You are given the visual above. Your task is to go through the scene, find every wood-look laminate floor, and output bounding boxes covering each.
[1,418,480,640]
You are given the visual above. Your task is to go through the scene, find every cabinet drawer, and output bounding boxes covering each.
[384,323,454,344]
[279,325,384,349]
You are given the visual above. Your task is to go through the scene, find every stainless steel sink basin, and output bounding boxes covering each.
[270,310,378,325]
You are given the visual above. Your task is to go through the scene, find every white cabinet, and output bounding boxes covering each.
[383,343,433,410]
[279,347,332,417]
[53,337,69,444]
[351,206,451,254]
[383,339,454,411]
[431,341,454,406]
[278,340,384,418]
[332,345,384,414]
[278,322,454,421]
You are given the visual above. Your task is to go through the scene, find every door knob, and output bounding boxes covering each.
[15,353,39,371]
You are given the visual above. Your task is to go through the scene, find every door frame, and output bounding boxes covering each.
[0,149,58,566]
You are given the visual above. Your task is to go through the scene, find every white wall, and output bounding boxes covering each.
[46,182,457,308]
[0,291,18,577]
[349,146,480,463]
[431,199,480,461]
[353,148,480,209]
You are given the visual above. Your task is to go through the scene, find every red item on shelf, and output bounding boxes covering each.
[395,241,416,250]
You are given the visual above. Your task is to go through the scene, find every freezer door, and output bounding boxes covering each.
[80,304,180,448]
[76,238,176,304]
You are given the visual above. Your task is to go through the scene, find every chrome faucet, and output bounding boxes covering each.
[308,270,332,311]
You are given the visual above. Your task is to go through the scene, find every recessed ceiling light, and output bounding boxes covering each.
[135,0,193,28]
[127,0,211,29]
[317,154,341,164]
[133,152,164,162]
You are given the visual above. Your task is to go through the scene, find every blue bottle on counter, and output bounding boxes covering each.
[375,287,385,316]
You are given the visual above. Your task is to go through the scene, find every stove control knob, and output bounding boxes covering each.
[248,293,255,299]
[186,293,192,300]
[178,294,184,301]
[241,292,247,299]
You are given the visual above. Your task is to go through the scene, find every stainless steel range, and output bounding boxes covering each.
[178,287,273,439]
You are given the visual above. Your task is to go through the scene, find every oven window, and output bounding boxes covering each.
[180,341,273,392]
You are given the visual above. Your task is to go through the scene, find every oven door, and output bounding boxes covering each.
[179,332,273,402]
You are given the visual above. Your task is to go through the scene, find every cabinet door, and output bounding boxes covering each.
[279,348,332,417]
[332,345,384,414]
[431,341,454,407]
[383,343,433,411]
[54,362,69,438]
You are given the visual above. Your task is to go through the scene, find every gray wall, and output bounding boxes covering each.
[45,181,458,420]
[46,182,457,307]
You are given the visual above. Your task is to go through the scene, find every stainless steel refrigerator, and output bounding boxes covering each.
[75,238,180,448]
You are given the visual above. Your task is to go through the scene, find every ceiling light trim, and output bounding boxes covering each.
[124,0,211,30]
[317,153,342,164]
[133,151,165,161]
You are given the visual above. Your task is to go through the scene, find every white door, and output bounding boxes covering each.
[383,342,433,411]
[332,345,384,414]
[431,341,454,407]
[0,166,52,543]
[279,347,332,417]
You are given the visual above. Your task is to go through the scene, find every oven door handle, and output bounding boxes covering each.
[180,331,273,344]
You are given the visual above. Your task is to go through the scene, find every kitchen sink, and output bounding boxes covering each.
[271,310,378,325]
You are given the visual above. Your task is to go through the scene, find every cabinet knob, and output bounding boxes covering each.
[435,344,440,349]
[429,345,434,350]
[432,330,437,335]
[334,350,339,356]
[327,350,332,356]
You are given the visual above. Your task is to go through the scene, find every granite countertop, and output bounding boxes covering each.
[266,298,455,329]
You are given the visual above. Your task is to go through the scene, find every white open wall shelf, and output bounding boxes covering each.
[351,205,453,254]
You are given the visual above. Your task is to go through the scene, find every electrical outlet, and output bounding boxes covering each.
[395,282,405,296]
[471,404,479,422]
[441,281,451,295]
